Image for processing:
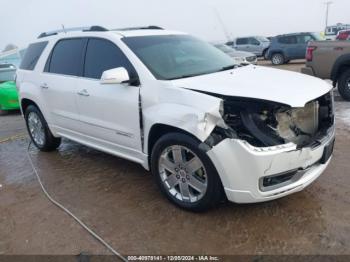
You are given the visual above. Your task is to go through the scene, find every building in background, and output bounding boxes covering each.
[325,23,350,40]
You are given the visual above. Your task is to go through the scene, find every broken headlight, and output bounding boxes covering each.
[220,93,334,148]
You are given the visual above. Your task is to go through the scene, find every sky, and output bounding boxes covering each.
[0,0,349,50]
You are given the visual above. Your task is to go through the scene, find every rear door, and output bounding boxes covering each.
[40,38,86,131]
[278,35,299,59]
[295,34,313,59]
[76,38,142,152]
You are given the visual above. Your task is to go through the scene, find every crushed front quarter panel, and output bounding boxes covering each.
[141,80,226,154]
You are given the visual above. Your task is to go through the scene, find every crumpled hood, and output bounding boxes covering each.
[171,65,332,108]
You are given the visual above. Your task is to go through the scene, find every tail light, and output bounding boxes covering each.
[306,46,317,62]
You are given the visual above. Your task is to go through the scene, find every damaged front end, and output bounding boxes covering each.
[203,91,335,203]
[206,91,335,150]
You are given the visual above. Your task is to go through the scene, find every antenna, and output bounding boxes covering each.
[61,24,67,34]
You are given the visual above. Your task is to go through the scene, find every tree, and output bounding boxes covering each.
[2,44,18,52]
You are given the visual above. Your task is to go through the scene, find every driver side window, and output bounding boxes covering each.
[236,38,248,45]
[248,38,260,45]
[84,38,137,80]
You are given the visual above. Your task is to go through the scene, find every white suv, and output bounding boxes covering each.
[17,26,335,211]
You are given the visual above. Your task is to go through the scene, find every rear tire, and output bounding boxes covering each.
[338,69,350,101]
[25,105,61,151]
[151,132,224,212]
[263,49,269,60]
[271,53,285,65]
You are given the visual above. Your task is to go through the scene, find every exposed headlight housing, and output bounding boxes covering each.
[220,92,334,148]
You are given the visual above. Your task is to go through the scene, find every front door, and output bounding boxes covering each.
[296,34,313,59]
[76,38,142,153]
[247,37,261,55]
[235,38,249,52]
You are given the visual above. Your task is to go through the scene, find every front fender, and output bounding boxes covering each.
[144,103,215,142]
[142,84,225,154]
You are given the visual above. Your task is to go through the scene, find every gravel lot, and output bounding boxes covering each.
[0,61,349,257]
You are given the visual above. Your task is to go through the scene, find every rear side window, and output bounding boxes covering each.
[84,38,136,79]
[236,38,248,45]
[278,36,297,44]
[48,39,86,76]
[20,41,48,70]
[296,35,313,44]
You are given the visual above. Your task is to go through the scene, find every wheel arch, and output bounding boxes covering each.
[262,48,269,56]
[21,98,40,115]
[271,51,285,57]
[331,54,350,83]
[147,123,201,159]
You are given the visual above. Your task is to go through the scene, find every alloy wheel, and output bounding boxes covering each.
[27,112,45,146]
[272,54,283,65]
[158,145,207,203]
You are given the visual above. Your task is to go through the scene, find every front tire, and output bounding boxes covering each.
[151,132,224,212]
[271,53,285,65]
[338,69,350,101]
[25,105,61,151]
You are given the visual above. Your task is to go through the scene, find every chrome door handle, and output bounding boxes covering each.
[40,83,49,89]
[77,89,90,97]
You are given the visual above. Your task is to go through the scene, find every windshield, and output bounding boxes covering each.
[122,35,235,80]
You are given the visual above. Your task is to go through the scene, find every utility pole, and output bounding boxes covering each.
[212,7,230,42]
[325,1,333,29]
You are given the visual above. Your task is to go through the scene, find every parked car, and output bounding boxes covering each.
[214,44,257,65]
[0,81,19,115]
[302,40,350,101]
[17,26,335,211]
[226,36,270,58]
[0,48,26,81]
[0,63,16,82]
[336,30,350,41]
[267,32,323,65]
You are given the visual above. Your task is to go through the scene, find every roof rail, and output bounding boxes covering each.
[114,25,164,31]
[37,25,108,39]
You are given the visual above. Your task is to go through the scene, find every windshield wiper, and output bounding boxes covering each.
[167,65,238,80]
[167,72,208,80]
[218,64,237,72]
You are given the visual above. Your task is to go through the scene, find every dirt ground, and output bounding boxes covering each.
[0,61,350,258]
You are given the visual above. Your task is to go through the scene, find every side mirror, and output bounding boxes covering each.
[100,67,130,84]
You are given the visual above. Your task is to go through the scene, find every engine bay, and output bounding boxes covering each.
[208,92,334,148]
